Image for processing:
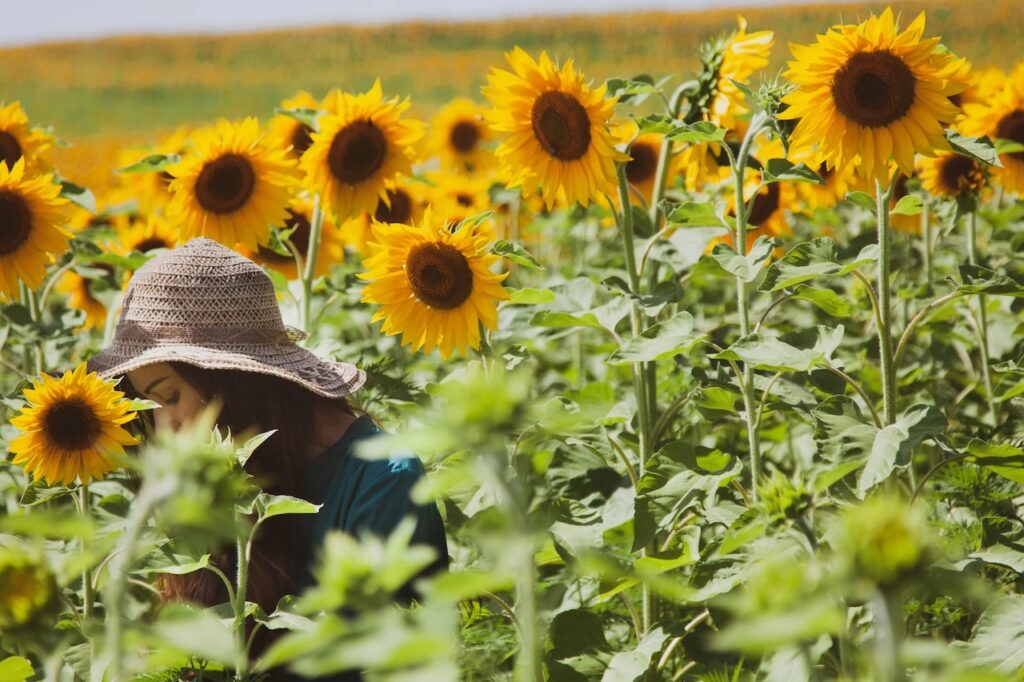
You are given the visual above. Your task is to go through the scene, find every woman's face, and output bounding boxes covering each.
[126,362,207,433]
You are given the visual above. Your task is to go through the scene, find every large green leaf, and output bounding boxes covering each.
[956,264,1024,297]
[761,238,877,291]
[965,440,1024,484]
[609,311,704,364]
[601,627,668,682]
[857,405,946,496]
[711,326,844,372]
[952,595,1024,673]
[549,609,609,659]
[711,236,779,283]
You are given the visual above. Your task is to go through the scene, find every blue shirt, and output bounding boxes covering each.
[292,413,449,598]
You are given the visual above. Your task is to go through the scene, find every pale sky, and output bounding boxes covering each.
[0,0,862,47]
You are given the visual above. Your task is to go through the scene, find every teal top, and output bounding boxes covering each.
[292,413,449,598]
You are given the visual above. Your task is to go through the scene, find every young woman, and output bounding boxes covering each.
[85,237,448,677]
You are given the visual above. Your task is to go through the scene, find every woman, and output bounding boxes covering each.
[84,237,448,678]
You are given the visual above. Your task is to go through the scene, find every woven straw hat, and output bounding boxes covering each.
[85,237,365,399]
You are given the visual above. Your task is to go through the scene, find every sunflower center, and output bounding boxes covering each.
[195,154,256,214]
[455,192,474,207]
[133,236,172,253]
[327,120,387,185]
[996,109,1024,161]
[43,399,101,451]
[832,50,916,129]
[449,121,480,154]
[405,242,474,310]
[747,182,781,227]
[0,131,23,169]
[939,155,979,193]
[626,142,658,184]
[0,190,32,256]
[291,123,314,157]
[892,174,909,203]
[374,188,414,224]
[531,91,591,161]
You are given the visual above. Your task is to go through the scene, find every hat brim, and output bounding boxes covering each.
[85,341,366,399]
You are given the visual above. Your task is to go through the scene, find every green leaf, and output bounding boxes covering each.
[761,159,824,185]
[760,238,877,291]
[711,235,778,283]
[235,429,278,467]
[792,287,852,318]
[857,404,946,496]
[128,397,163,411]
[952,595,1024,673]
[492,239,544,269]
[946,129,1002,167]
[255,493,322,522]
[610,311,704,364]
[969,544,1024,573]
[140,554,212,576]
[0,657,33,682]
[115,153,181,174]
[549,609,608,659]
[811,395,878,463]
[956,264,1024,297]
[664,200,725,228]
[711,326,843,372]
[530,310,607,332]
[149,603,238,664]
[965,440,1024,484]
[601,627,669,682]
[59,179,96,213]
[891,194,923,216]
[607,75,661,103]
[845,191,876,211]
[273,106,321,132]
[666,121,727,143]
[713,598,844,654]
[633,113,676,135]
[508,287,555,304]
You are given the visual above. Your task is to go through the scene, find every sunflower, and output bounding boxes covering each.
[0,549,59,632]
[301,80,424,224]
[428,98,493,174]
[780,8,968,184]
[358,205,510,358]
[962,64,1024,194]
[117,126,193,215]
[708,17,774,130]
[620,128,674,205]
[110,214,179,256]
[918,152,986,199]
[0,158,72,301]
[55,263,116,331]
[166,118,296,250]
[9,363,140,487]
[237,197,343,280]
[268,90,321,163]
[482,47,628,210]
[0,101,53,175]
[790,147,856,211]
[339,178,426,257]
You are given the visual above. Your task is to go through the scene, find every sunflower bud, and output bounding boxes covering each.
[834,495,933,589]
[0,548,60,632]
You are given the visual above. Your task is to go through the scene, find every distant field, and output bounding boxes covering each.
[1,0,1020,191]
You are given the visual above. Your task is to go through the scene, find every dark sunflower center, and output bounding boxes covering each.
[531,91,591,161]
[939,154,978,193]
[449,121,481,154]
[832,50,916,128]
[455,192,474,208]
[996,109,1024,161]
[133,236,172,253]
[817,163,834,180]
[291,123,314,157]
[0,131,23,169]
[626,142,658,184]
[405,242,474,309]
[43,399,101,451]
[0,190,32,256]
[747,182,781,227]
[257,209,311,262]
[948,93,962,109]
[374,189,413,224]
[327,120,387,185]
[194,153,256,214]
[892,174,909,203]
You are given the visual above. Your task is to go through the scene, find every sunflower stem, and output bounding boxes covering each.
[965,209,997,425]
[233,531,253,681]
[21,283,44,376]
[920,203,932,285]
[876,175,899,426]
[300,194,325,338]
[647,84,689,232]
[616,159,655,633]
[731,114,766,500]
[76,485,95,621]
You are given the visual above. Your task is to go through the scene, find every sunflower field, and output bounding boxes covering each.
[4,3,1024,680]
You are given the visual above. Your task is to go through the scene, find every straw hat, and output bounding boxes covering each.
[85,237,365,398]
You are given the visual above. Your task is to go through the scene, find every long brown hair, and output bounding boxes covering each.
[120,360,365,660]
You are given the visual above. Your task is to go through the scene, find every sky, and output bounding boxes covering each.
[0,0,853,47]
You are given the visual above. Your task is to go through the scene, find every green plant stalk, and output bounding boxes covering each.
[965,209,997,425]
[615,161,655,631]
[872,589,904,682]
[875,176,898,426]
[921,205,932,285]
[730,119,763,499]
[76,484,94,620]
[234,531,253,681]
[19,281,44,376]
[299,195,325,336]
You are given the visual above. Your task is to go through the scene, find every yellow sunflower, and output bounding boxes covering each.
[301,80,424,223]
[339,178,426,257]
[789,147,856,211]
[268,90,321,163]
[0,548,59,632]
[482,47,628,210]
[918,152,986,199]
[55,263,116,331]
[110,214,179,256]
[0,101,53,175]
[237,197,343,280]
[620,128,674,205]
[428,98,494,174]
[117,126,193,215]
[358,205,510,358]
[780,8,968,184]
[9,363,140,487]
[962,63,1024,194]
[709,17,774,130]
[166,118,296,250]
[0,158,72,301]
